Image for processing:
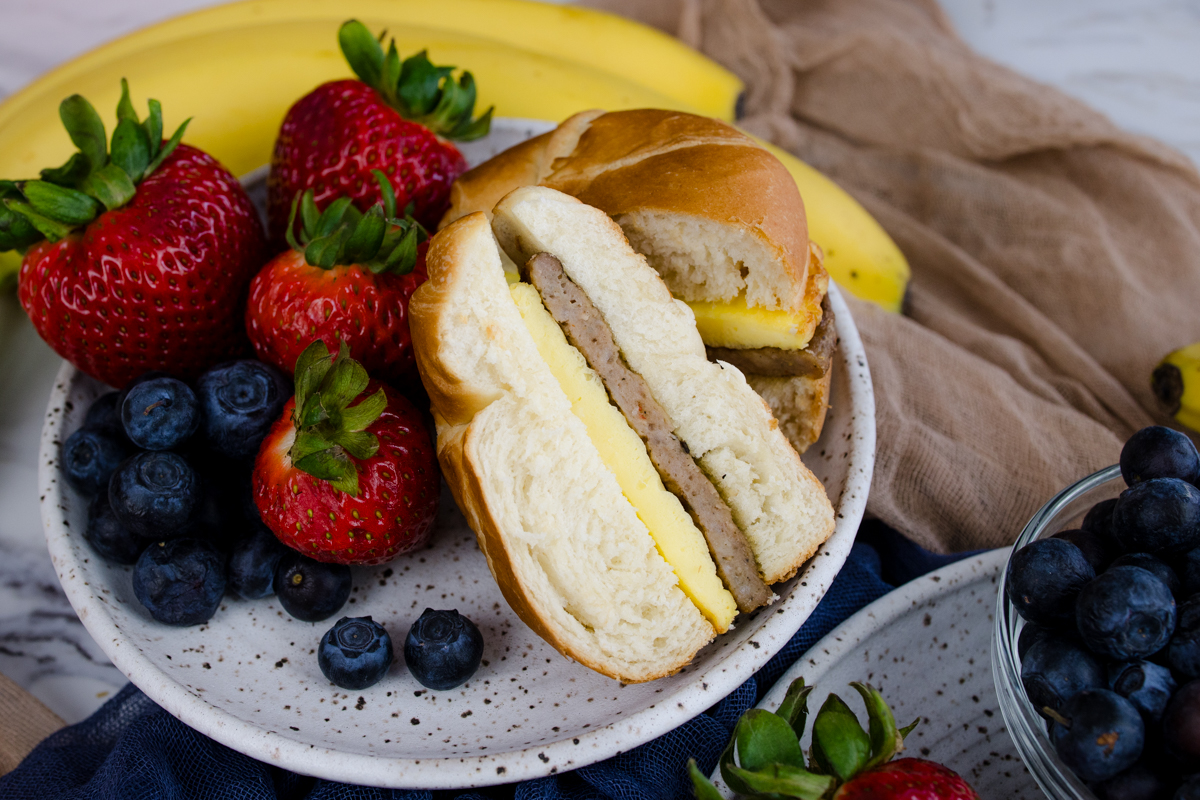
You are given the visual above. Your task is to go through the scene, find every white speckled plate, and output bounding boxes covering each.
[714,550,1041,800]
[38,119,875,790]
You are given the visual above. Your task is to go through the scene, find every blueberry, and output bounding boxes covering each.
[84,494,147,565]
[1090,758,1176,800]
[1018,623,1055,660]
[1169,597,1200,681]
[1163,680,1200,767]
[1182,547,1200,598]
[1109,660,1178,722]
[121,377,200,451]
[82,391,129,442]
[108,451,201,539]
[62,428,128,496]
[1021,637,1106,717]
[196,361,290,460]
[404,609,484,690]
[1051,689,1144,783]
[228,522,288,600]
[1055,528,1119,573]
[1114,479,1200,555]
[274,552,351,622]
[318,616,393,690]
[1007,538,1095,626]
[1121,426,1200,487]
[1111,553,1182,598]
[132,538,226,626]
[1077,566,1176,661]
[1083,498,1121,543]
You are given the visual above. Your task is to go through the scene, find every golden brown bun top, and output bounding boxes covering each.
[441,109,811,313]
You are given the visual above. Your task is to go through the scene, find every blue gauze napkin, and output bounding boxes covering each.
[0,525,984,800]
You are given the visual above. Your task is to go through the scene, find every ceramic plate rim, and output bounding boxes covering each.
[37,121,876,790]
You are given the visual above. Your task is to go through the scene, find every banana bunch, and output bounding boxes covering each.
[0,0,909,311]
[1153,343,1200,433]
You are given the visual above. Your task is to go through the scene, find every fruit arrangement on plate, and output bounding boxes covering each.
[1005,425,1200,797]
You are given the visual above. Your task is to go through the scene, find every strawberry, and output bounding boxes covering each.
[267,19,492,246]
[2,81,266,388]
[689,680,980,800]
[253,340,439,565]
[246,173,427,383]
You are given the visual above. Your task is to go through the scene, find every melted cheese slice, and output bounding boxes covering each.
[510,282,737,632]
[687,295,815,350]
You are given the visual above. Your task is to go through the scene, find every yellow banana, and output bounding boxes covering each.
[0,0,909,313]
[1153,343,1200,433]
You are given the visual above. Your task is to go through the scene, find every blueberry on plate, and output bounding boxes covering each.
[1120,425,1200,487]
[1007,538,1095,627]
[62,428,128,496]
[196,360,290,460]
[1181,547,1200,598]
[132,538,226,626]
[1021,637,1106,717]
[1108,660,1177,722]
[1054,528,1119,573]
[1050,689,1144,783]
[1114,478,1200,555]
[1082,498,1120,543]
[109,451,201,539]
[1076,566,1176,661]
[318,616,393,690]
[82,391,129,442]
[273,552,351,622]
[228,522,289,600]
[1089,758,1175,800]
[84,494,147,565]
[1163,679,1200,767]
[404,609,484,691]
[1018,622,1055,660]
[1110,553,1181,598]
[121,376,200,451]
[1169,597,1200,681]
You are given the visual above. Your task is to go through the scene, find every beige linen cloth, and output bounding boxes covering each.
[586,0,1200,553]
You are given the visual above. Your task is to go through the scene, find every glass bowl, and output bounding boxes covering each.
[992,464,1124,800]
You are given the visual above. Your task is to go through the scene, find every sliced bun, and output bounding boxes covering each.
[491,187,834,585]
[409,211,714,683]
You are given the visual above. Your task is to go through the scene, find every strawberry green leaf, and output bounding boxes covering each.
[143,99,164,160]
[39,153,91,189]
[721,761,835,800]
[421,70,475,133]
[299,191,321,239]
[450,104,494,142]
[290,429,336,464]
[397,51,453,118]
[338,19,385,89]
[4,198,77,242]
[381,41,405,110]
[372,223,420,275]
[314,197,356,239]
[342,206,386,264]
[22,181,101,225]
[284,194,303,252]
[810,693,870,782]
[298,392,330,428]
[293,450,359,496]
[81,163,136,211]
[320,347,371,414]
[305,225,352,270]
[0,201,44,252]
[687,760,725,800]
[850,682,906,770]
[327,428,379,461]
[373,169,397,220]
[899,718,920,739]
[143,117,190,179]
[734,709,806,772]
[116,79,138,124]
[775,678,813,740]
[293,340,334,412]
[110,118,152,182]
[336,387,388,433]
[59,95,108,172]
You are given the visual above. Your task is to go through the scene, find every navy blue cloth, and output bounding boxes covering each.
[0,527,975,800]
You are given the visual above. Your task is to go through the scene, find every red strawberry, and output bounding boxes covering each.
[267,19,492,246]
[4,81,266,388]
[246,175,428,383]
[253,340,439,565]
[689,680,980,800]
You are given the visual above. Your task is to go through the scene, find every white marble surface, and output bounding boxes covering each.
[0,0,1197,729]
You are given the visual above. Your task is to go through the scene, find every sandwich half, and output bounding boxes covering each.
[410,186,835,682]
[440,108,837,453]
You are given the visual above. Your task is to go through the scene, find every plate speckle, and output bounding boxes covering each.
[37,119,875,790]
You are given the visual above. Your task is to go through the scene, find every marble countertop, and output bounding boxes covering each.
[0,0,1197,727]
